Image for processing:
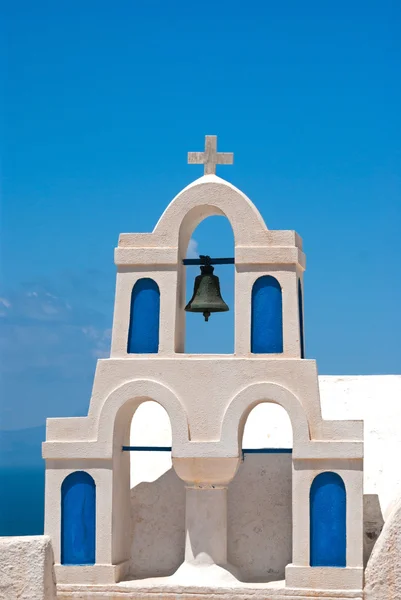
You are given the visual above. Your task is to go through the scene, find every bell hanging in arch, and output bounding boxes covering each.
[185,258,229,322]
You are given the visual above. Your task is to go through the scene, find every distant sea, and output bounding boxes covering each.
[0,466,45,535]
[0,424,46,535]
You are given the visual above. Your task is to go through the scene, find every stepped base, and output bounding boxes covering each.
[57,575,363,600]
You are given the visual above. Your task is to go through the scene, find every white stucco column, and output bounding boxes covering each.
[184,485,228,566]
[172,456,241,584]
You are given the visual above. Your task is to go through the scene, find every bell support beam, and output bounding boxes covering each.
[121,446,293,454]
[182,257,235,266]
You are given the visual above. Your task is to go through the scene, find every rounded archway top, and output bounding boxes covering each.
[154,174,269,249]
[116,136,304,266]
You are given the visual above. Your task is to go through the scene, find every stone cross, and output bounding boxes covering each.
[188,135,234,175]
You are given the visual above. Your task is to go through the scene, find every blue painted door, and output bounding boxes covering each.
[251,276,283,353]
[61,471,96,565]
[128,278,160,353]
[310,472,346,567]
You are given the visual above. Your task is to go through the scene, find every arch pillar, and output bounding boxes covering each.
[110,435,131,566]
[45,379,189,584]
[286,459,364,591]
[44,459,126,585]
[235,268,302,357]
[110,269,179,357]
[98,382,188,570]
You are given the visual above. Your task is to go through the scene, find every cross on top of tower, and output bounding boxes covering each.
[188,135,234,175]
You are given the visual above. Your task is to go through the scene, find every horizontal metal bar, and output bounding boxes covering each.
[243,448,292,454]
[183,257,235,266]
[122,446,172,452]
[122,446,292,454]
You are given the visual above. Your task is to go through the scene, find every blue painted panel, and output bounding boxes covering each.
[128,278,160,353]
[298,279,305,358]
[251,276,283,353]
[310,472,346,567]
[61,471,96,565]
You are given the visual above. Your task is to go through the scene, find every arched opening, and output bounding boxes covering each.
[242,403,293,449]
[184,216,234,353]
[310,472,346,567]
[61,471,96,565]
[127,278,160,353]
[251,276,283,354]
[228,402,293,582]
[128,401,185,578]
[130,401,172,488]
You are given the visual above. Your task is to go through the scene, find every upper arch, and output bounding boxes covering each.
[153,175,269,252]
[220,382,311,453]
[95,379,189,450]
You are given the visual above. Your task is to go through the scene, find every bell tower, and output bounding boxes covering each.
[43,135,364,600]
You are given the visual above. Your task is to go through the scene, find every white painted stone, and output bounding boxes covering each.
[0,535,56,600]
[127,376,399,517]
[128,376,399,571]
[56,580,363,600]
[41,146,365,597]
[319,375,401,519]
[228,453,292,582]
[364,493,401,600]
[188,135,234,175]
[130,466,185,578]
[128,454,293,582]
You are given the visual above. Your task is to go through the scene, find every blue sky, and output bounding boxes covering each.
[1,1,401,432]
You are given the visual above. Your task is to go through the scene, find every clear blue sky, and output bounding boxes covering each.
[1,1,400,431]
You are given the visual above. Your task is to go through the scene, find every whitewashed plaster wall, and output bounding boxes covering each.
[128,375,400,578]
[0,536,56,600]
[319,375,401,520]
[129,397,293,487]
[130,375,401,516]
[129,402,292,581]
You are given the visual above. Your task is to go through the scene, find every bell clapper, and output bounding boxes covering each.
[203,311,211,322]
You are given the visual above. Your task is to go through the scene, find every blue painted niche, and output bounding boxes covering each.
[310,472,346,567]
[61,471,96,565]
[251,276,283,353]
[128,278,160,353]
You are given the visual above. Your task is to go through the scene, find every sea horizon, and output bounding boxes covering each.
[0,465,45,536]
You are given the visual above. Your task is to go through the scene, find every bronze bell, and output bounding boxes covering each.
[185,258,229,322]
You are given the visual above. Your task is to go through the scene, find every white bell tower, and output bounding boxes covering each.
[43,136,364,599]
